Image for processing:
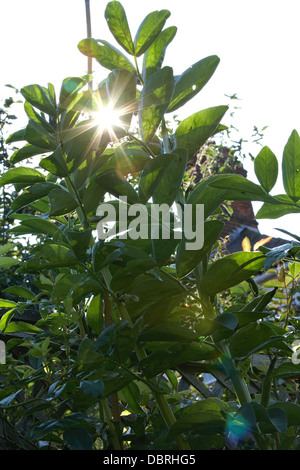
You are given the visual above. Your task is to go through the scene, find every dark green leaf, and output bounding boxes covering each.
[9,217,58,237]
[24,119,57,150]
[63,427,93,450]
[174,106,228,158]
[80,379,104,399]
[134,10,171,57]
[152,148,188,206]
[176,220,224,278]
[10,144,47,165]
[104,1,134,54]
[3,286,35,300]
[138,153,174,203]
[139,66,174,142]
[48,187,79,216]
[254,146,278,193]
[40,144,69,177]
[167,55,220,113]
[282,129,300,202]
[3,321,42,334]
[229,321,284,358]
[10,183,55,212]
[142,26,177,81]
[106,69,136,128]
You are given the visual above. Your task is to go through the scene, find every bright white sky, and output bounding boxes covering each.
[1,0,300,241]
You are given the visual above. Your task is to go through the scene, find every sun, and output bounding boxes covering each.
[93,103,123,131]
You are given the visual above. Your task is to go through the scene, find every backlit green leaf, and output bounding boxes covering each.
[134,10,171,57]
[142,26,177,81]
[167,55,220,113]
[0,167,45,188]
[282,129,300,202]
[254,146,278,193]
[105,1,134,54]
[78,38,136,73]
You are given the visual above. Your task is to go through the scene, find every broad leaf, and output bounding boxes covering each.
[209,174,277,203]
[256,194,300,219]
[106,69,136,128]
[40,144,69,177]
[78,38,136,73]
[10,144,47,165]
[139,66,174,142]
[142,26,177,81]
[174,106,228,158]
[152,148,188,205]
[134,10,171,57]
[104,1,134,54]
[24,119,57,150]
[254,146,278,193]
[176,220,224,278]
[86,294,103,335]
[21,84,57,116]
[229,321,284,358]
[282,129,300,202]
[138,153,174,203]
[198,251,265,297]
[9,217,59,237]
[10,182,56,212]
[0,167,45,188]
[0,257,19,269]
[48,187,79,216]
[167,55,220,113]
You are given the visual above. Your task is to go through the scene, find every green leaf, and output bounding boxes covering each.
[0,257,20,269]
[174,106,228,158]
[66,229,92,259]
[0,299,17,308]
[24,244,79,271]
[134,10,171,57]
[152,148,188,205]
[254,146,278,193]
[209,174,277,203]
[142,26,177,81]
[139,342,220,378]
[0,243,16,256]
[8,217,59,237]
[21,84,57,116]
[187,177,227,220]
[282,129,300,202]
[86,294,103,335]
[0,167,45,188]
[40,144,69,177]
[78,38,136,73]
[139,322,198,343]
[3,286,35,300]
[256,195,300,219]
[4,321,42,334]
[168,410,225,438]
[6,128,26,144]
[104,1,134,55]
[138,153,174,203]
[106,69,136,128]
[229,321,283,358]
[176,220,224,278]
[139,66,174,142]
[198,251,266,297]
[97,171,139,204]
[24,119,57,150]
[0,309,15,331]
[263,243,294,270]
[48,187,79,216]
[167,55,220,113]
[80,379,104,399]
[63,427,93,450]
[10,144,47,165]
[10,182,56,212]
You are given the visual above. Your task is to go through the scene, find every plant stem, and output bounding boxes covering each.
[101,399,122,450]
[127,131,156,158]
[84,0,93,91]
[161,118,171,153]
[65,176,89,229]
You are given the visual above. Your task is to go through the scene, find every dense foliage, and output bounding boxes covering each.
[0,1,300,450]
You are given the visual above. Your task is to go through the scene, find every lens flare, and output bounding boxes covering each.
[93,103,123,131]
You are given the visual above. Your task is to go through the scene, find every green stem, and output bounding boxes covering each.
[134,55,144,85]
[127,131,156,158]
[161,118,171,153]
[102,267,190,450]
[65,176,89,229]
[101,399,122,450]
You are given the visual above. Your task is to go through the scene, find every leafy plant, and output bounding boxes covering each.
[0,1,300,451]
